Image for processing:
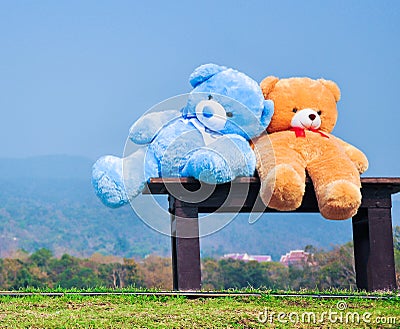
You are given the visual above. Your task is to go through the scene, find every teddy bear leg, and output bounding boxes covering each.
[181,148,233,184]
[92,155,129,208]
[92,147,157,208]
[308,158,361,220]
[255,141,306,210]
[262,163,306,211]
[123,147,159,197]
[182,136,257,184]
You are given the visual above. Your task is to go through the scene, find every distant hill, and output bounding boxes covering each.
[0,155,398,260]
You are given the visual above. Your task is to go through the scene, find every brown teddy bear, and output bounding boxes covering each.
[253,76,368,220]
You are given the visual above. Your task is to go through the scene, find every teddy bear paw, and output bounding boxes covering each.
[261,164,305,210]
[318,180,361,220]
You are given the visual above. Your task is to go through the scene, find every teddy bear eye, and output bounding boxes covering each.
[292,108,298,113]
[226,112,233,118]
[317,110,322,115]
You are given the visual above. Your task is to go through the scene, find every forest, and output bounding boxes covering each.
[1,226,399,291]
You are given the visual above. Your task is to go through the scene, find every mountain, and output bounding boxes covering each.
[0,155,398,260]
[0,156,170,258]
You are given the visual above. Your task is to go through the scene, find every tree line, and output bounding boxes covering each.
[0,250,173,290]
[1,226,399,290]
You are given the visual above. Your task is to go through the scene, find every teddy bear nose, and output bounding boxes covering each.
[309,114,316,121]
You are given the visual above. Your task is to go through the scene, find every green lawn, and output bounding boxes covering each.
[0,290,398,328]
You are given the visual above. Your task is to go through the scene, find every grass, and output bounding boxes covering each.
[0,289,398,328]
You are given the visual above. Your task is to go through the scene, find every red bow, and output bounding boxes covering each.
[290,127,329,138]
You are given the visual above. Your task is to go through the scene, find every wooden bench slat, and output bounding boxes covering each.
[143,177,400,195]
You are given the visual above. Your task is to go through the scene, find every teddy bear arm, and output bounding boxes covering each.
[129,110,181,145]
[334,137,369,174]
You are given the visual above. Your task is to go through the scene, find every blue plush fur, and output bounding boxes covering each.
[92,64,274,208]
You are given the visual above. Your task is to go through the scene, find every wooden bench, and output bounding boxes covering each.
[143,177,400,291]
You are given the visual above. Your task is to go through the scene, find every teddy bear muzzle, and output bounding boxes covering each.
[195,99,227,131]
[291,108,321,129]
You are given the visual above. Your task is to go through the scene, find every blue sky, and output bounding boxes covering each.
[1,0,399,176]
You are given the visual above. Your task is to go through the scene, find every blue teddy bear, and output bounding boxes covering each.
[92,64,274,208]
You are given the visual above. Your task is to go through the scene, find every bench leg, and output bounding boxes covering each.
[352,207,397,291]
[169,197,201,291]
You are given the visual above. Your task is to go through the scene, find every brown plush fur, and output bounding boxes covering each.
[254,77,368,220]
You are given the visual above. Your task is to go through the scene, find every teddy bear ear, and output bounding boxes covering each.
[318,79,341,102]
[189,63,228,88]
[260,76,279,99]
